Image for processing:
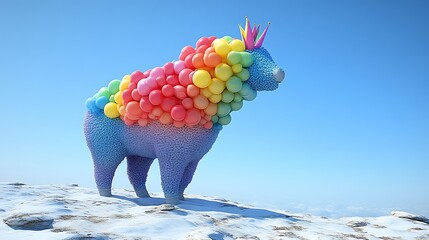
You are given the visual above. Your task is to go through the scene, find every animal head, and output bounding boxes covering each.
[85,18,285,128]
[239,17,285,91]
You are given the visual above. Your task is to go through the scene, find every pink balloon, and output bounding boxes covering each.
[164,62,174,75]
[185,108,201,126]
[174,61,186,75]
[139,97,153,113]
[196,37,211,49]
[166,75,179,86]
[179,68,193,86]
[186,84,200,97]
[161,84,174,97]
[143,69,151,78]
[150,67,165,79]
[156,76,166,87]
[149,90,163,105]
[131,89,142,101]
[161,97,177,112]
[174,85,187,99]
[146,77,158,89]
[137,81,151,96]
[130,70,144,84]
[171,105,186,121]
[182,97,193,109]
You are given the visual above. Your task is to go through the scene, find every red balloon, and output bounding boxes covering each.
[122,89,133,104]
[184,54,196,70]
[171,105,186,121]
[164,62,175,75]
[179,68,193,86]
[182,97,193,109]
[149,90,163,105]
[130,70,144,84]
[139,97,153,113]
[131,89,142,101]
[161,97,177,112]
[161,84,175,97]
[166,75,179,86]
[179,46,196,61]
[128,82,137,90]
[196,45,209,54]
[196,37,212,49]
[185,108,202,126]
[156,76,166,87]
[174,85,187,99]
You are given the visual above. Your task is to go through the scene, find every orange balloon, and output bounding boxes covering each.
[193,95,209,110]
[159,112,173,125]
[204,52,222,68]
[187,84,200,97]
[192,53,205,68]
[204,102,218,116]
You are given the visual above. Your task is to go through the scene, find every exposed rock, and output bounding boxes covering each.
[391,211,429,224]
[3,213,54,230]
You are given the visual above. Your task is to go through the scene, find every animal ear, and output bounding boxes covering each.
[239,17,270,50]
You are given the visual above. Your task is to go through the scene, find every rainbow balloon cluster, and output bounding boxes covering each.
[86,36,257,129]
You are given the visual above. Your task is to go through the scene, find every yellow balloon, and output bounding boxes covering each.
[104,102,120,118]
[215,63,233,81]
[209,94,222,103]
[114,91,123,105]
[229,39,245,52]
[193,70,212,88]
[208,78,225,94]
[119,77,130,91]
[232,64,243,74]
[200,88,212,98]
[214,39,231,58]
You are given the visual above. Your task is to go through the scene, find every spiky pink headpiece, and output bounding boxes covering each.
[239,17,270,50]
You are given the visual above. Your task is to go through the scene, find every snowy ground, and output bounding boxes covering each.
[0,183,428,240]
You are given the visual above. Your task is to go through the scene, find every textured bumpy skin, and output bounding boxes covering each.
[84,46,284,204]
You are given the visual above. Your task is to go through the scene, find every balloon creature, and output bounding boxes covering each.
[84,18,285,204]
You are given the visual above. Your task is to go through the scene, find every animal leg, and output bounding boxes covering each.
[93,155,124,197]
[179,161,200,200]
[158,158,188,205]
[126,156,154,198]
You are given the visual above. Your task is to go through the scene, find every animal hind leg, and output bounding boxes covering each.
[127,156,154,198]
[179,161,200,200]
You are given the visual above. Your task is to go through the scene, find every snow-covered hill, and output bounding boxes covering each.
[0,183,428,240]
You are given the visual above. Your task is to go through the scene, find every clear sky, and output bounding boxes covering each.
[1,0,428,218]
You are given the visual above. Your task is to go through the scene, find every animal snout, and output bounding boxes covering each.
[273,68,285,83]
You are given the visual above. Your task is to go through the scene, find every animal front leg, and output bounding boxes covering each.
[94,159,123,197]
[179,161,200,200]
[127,156,154,198]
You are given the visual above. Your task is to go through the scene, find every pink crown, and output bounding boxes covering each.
[239,17,270,50]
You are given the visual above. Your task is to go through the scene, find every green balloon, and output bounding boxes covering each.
[221,90,234,103]
[240,52,254,67]
[231,100,243,111]
[236,68,250,81]
[226,51,241,65]
[218,115,232,125]
[211,115,219,123]
[226,76,243,93]
[108,79,121,94]
[221,36,233,43]
[96,87,110,98]
[234,93,243,102]
[217,102,231,117]
[109,95,115,102]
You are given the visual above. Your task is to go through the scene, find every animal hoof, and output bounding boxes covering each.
[165,196,180,205]
[135,188,150,198]
[98,189,112,197]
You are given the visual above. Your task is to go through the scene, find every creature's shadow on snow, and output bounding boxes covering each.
[112,195,299,221]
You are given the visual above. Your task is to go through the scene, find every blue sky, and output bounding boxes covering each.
[1,0,428,217]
